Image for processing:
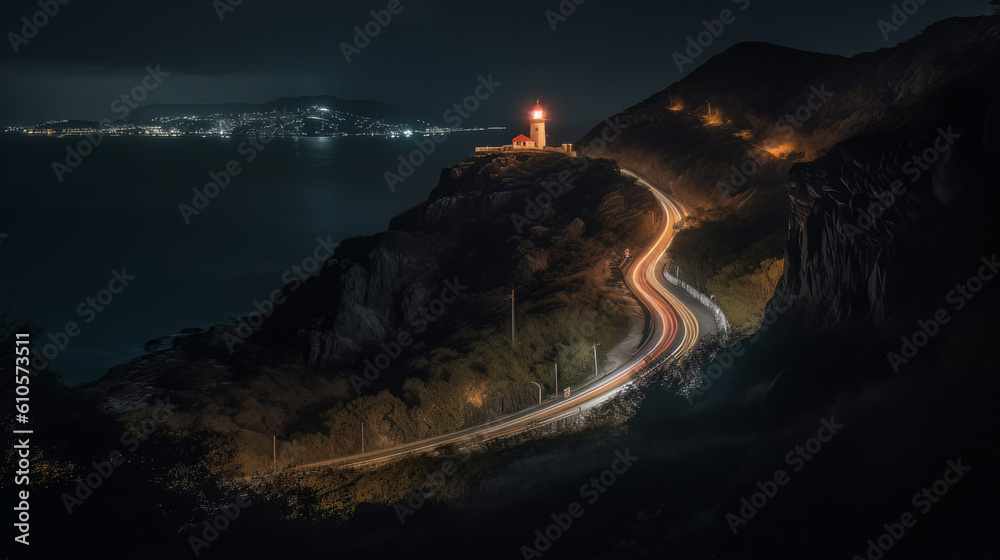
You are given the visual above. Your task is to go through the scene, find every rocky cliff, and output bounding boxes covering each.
[251,152,655,373]
[779,17,1000,333]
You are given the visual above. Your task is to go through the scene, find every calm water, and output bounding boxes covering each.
[0,131,509,385]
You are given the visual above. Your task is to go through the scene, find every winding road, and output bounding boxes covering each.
[292,168,717,472]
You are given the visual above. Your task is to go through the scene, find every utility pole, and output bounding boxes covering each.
[530,381,542,404]
[361,422,364,454]
[593,343,600,378]
[272,436,276,471]
[510,289,516,346]
[555,363,559,398]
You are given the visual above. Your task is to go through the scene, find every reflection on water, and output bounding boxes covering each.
[0,131,510,384]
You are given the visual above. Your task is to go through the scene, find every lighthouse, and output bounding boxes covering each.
[473,99,574,155]
[530,100,546,149]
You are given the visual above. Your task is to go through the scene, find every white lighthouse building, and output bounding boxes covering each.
[529,100,546,149]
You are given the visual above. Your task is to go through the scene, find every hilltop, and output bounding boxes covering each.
[577,15,1000,331]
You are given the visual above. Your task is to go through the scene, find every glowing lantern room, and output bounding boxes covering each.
[531,101,545,121]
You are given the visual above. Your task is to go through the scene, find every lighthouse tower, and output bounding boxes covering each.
[530,100,546,149]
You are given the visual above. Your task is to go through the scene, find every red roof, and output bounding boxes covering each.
[512,134,533,143]
[532,101,544,112]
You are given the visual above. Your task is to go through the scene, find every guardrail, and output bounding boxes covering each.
[662,265,730,335]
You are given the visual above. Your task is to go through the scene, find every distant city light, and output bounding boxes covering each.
[5,105,506,140]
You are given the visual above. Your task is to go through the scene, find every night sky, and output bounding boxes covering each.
[0,0,993,136]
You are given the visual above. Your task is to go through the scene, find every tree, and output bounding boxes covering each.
[993,0,1000,13]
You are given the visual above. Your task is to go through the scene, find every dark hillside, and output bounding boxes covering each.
[577,15,1000,331]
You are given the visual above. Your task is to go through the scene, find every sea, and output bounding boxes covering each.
[0,130,510,385]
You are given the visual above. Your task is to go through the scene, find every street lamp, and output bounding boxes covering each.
[530,381,542,404]
[593,343,601,378]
